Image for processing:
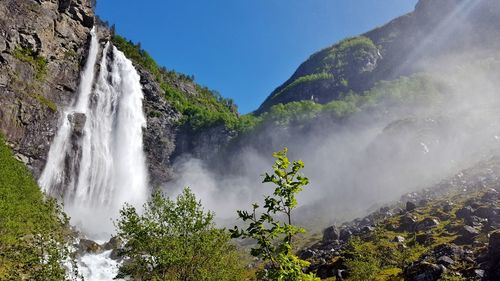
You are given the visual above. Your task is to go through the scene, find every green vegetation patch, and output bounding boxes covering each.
[32,93,57,112]
[240,72,442,134]
[13,47,48,81]
[273,73,334,100]
[112,35,241,131]
[270,36,378,101]
[0,136,74,279]
[116,188,246,280]
[320,36,378,74]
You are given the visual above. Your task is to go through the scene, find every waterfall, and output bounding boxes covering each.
[39,27,148,238]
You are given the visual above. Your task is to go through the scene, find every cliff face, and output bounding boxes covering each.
[137,66,181,186]
[0,1,169,187]
[257,0,500,113]
[0,0,234,187]
[0,0,94,176]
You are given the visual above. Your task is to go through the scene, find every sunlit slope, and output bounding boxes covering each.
[257,0,500,113]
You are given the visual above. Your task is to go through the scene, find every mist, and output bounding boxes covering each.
[164,1,500,230]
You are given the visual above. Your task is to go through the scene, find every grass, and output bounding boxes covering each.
[13,48,48,81]
[312,187,499,280]
[272,73,334,100]
[0,135,69,279]
[32,93,57,112]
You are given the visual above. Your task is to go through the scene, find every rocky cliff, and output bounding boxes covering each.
[0,0,233,187]
[0,0,94,176]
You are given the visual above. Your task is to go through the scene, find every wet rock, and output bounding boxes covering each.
[464,215,487,228]
[339,228,353,242]
[489,231,500,262]
[386,223,398,231]
[442,202,454,212]
[456,206,474,220]
[437,256,454,266]
[393,207,405,215]
[400,213,417,232]
[78,239,102,255]
[323,226,339,242]
[416,218,440,232]
[418,199,429,207]
[416,232,435,246]
[454,225,479,244]
[361,226,374,233]
[404,262,443,281]
[300,249,315,260]
[103,236,122,251]
[109,248,124,260]
[474,207,497,220]
[473,269,485,279]
[68,112,86,137]
[406,201,417,212]
[359,217,373,227]
[432,244,464,260]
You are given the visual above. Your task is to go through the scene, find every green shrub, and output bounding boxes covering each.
[116,188,245,281]
[231,148,320,281]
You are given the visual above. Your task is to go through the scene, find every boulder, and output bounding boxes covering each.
[406,201,417,212]
[456,206,474,220]
[474,207,497,220]
[416,232,435,246]
[454,225,479,244]
[437,256,454,266]
[103,236,122,251]
[323,226,339,242]
[339,228,353,241]
[404,262,443,281]
[299,249,315,260]
[416,218,440,232]
[432,244,464,260]
[68,112,86,137]
[78,239,102,255]
[400,213,417,232]
[489,231,500,262]
[442,202,454,212]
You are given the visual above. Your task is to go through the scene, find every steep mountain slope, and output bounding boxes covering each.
[257,0,500,113]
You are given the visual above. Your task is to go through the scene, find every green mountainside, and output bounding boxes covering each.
[0,136,72,280]
[257,0,500,113]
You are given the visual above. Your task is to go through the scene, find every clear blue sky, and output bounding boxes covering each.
[96,0,418,113]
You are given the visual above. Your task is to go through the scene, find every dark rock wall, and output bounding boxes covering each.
[0,0,94,176]
[0,0,188,186]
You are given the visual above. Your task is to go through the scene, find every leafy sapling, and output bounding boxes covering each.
[231,148,319,281]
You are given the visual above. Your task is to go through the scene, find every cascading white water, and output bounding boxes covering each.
[39,27,148,238]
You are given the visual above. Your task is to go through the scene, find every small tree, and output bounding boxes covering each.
[115,188,244,281]
[230,148,319,281]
